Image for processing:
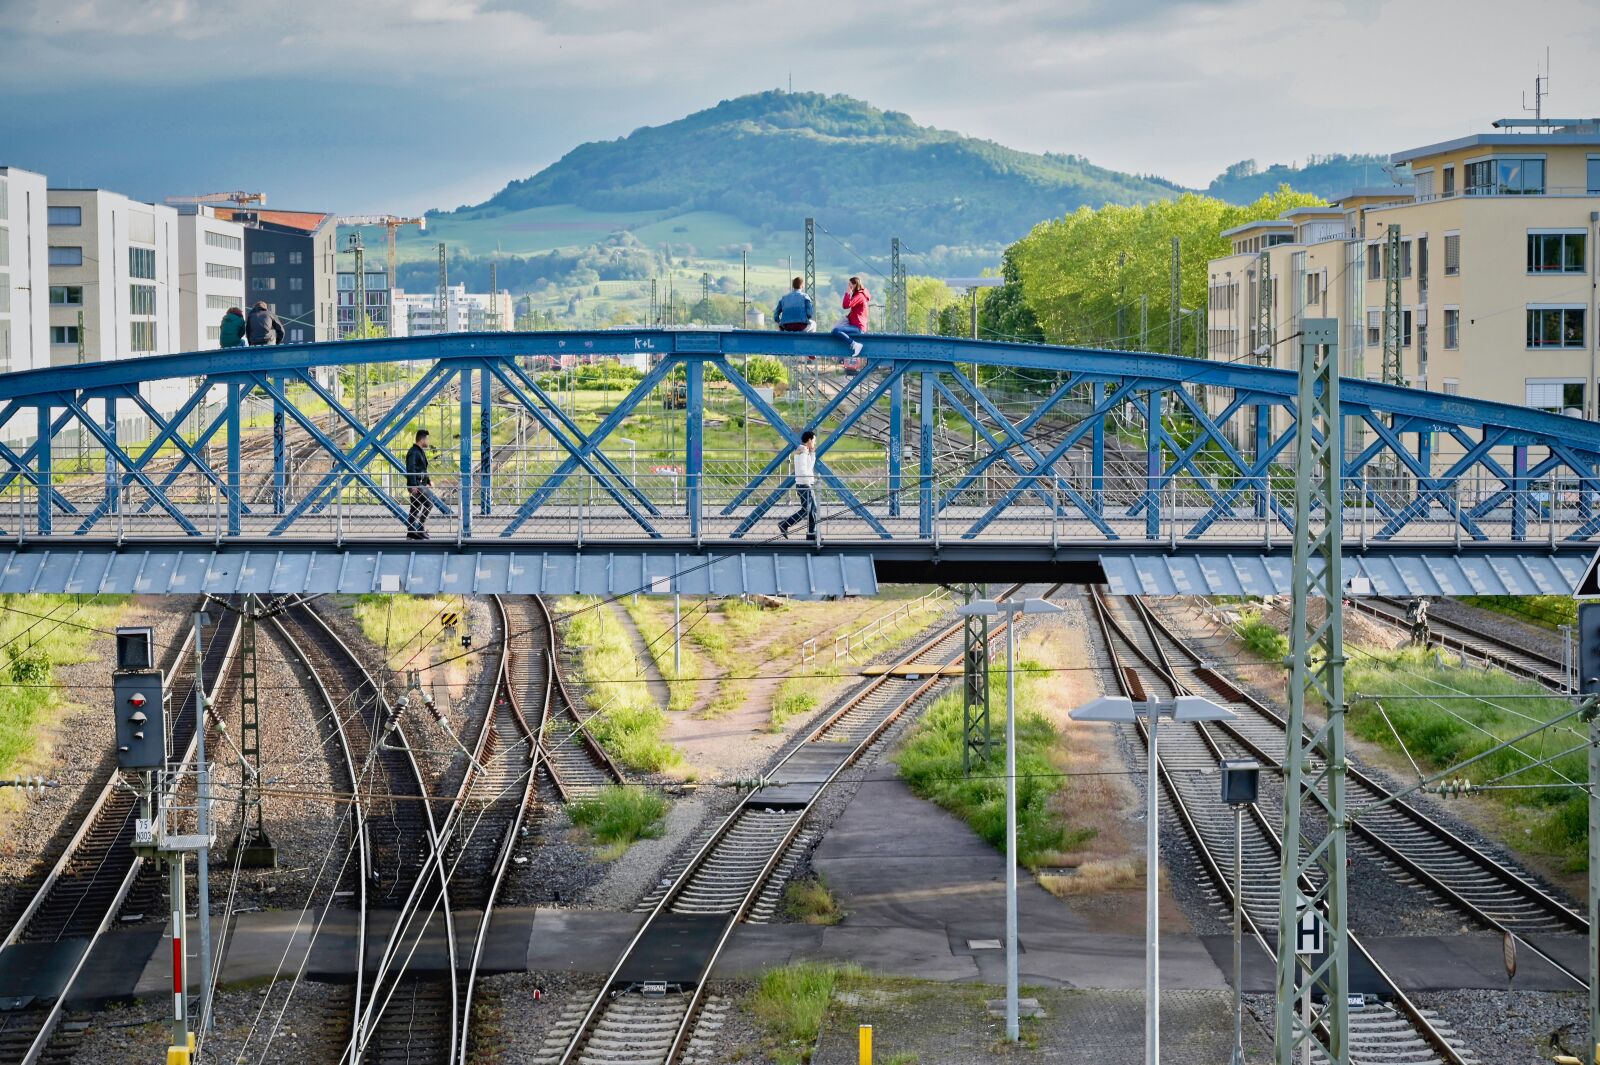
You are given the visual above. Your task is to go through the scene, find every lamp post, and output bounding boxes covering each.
[956,595,1063,1042]
[1220,759,1261,1065]
[1070,693,1236,1065]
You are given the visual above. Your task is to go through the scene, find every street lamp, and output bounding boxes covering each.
[955,595,1064,1042]
[1220,759,1261,1065]
[1070,693,1236,1065]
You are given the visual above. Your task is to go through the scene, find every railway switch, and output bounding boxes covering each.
[114,669,167,770]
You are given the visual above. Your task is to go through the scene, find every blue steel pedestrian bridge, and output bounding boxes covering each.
[0,328,1591,596]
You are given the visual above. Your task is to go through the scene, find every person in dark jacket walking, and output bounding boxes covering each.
[405,429,433,539]
[247,301,285,346]
[219,307,248,348]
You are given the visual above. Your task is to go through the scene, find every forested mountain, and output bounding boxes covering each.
[1204,154,1402,202]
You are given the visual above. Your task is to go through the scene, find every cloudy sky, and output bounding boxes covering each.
[3,0,1596,214]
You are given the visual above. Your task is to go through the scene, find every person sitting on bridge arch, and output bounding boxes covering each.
[247,301,285,346]
[774,276,815,332]
[219,306,247,348]
[830,277,869,357]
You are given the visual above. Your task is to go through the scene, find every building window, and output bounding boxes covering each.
[47,206,81,226]
[129,283,156,316]
[289,328,304,342]
[1589,157,1600,195]
[1527,306,1586,348]
[50,325,79,345]
[205,262,243,281]
[206,294,234,311]
[1443,379,1460,396]
[1402,309,1413,346]
[1366,308,1381,346]
[251,277,276,291]
[1444,308,1459,349]
[288,251,303,265]
[251,251,276,266]
[48,246,83,267]
[1442,166,1455,197]
[204,230,242,251]
[1528,231,1587,274]
[49,285,83,305]
[1527,379,1585,413]
[1443,233,1460,276]
[206,325,221,341]
[1366,244,1380,280]
[128,247,156,279]
[289,302,304,316]
[130,320,155,352]
[289,276,303,291]
[1466,157,1544,195]
[1303,272,1322,305]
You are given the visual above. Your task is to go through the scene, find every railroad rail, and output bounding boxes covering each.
[1088,588,1479,1064]
[1349,596,1568,691]
[0,599,240,1065]
[547,582,1051,1065]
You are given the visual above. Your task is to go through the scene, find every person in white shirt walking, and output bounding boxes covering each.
[777,430,818,539]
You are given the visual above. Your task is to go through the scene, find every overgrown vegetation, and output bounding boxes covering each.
[619,597,701,712]
[1347,645,1586,868]
[771,662,843,730]
[351,594,465,670]
[0,595,129,775]
[782,875,844,925]
[1458,595,1575,632]
[556,597,681,773]
[1234,610,1289,662]
[568,786,668,854]
[752,963,865,1065]
[898,663,1094,868]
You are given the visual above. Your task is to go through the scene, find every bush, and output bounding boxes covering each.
[782,876,843,925]
[1235,611,1288,662]
[568,785,668,846]
[752,963,862,1061]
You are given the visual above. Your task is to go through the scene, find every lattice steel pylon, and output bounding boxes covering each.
[889,237,908,333]
[1169,236,1182,356]
[804,217,815,301]
[347,232,370,426]
[962,583,992,772]
[435,241,448,333]
[1252,251,1274,470]
[1382,224,1404,386]
[230,595,276,867]
[1276,318,1347,1065]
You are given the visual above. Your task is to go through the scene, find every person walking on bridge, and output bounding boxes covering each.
[247,301,285,346]
[405,429,433,539]
[777,430,818,541]
[831,277,869,357]
[774,277,815,332]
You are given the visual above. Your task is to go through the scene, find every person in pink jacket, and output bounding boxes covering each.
[831,277,870,356]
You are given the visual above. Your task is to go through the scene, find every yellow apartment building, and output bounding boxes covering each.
[1207,119,1600,442]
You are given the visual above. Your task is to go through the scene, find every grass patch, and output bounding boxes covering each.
[557,597,682,773]
[1458,595,1575,632]
[568,785,667,850]
[771,663,843,730]
[350,594,466,670]
[0,595,129,775]
[752,963,864,1064]
[1039,858,1145,898]
[620,597,700,712]
[1347,644,1586,868]
[898,662,1094,869]
[1234,610,1289,662]
[782,875,844,925]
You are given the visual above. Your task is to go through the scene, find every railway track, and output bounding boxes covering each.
[0,600,240,1065]
[1088,588,1479,1064]
[542,583,1051,1065]
[1349,596,1568,691]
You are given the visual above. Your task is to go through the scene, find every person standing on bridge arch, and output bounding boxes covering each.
[831,277,869,357]
[777,430,818,541]
[405,429,433,539]
[774,277,815,332]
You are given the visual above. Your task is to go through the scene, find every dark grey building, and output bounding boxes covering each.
[220,208,336,342]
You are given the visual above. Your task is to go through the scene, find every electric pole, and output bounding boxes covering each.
[890,237,907,332]
[1116,251,1127,349]
[1139,294,1149,351]
[346,233,369,426]
[804,217,815,304]
[435,242,448,335]
[489,261,500,331]
[1169,236,1182,356]
[700,272,711,323]
[230,597,274,867]
[740,250,748,327]
[1382,224,1404,386]
[75,310,86,468]
[1253,251,1274,470]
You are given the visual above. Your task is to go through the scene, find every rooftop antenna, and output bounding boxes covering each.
[1522,47,1550,126]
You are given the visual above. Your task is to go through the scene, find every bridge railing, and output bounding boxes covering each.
[7,459,1589,546]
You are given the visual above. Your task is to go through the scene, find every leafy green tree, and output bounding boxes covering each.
[1007,188,1321,352]
[742,355,788,387]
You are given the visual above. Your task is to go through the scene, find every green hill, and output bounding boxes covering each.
[1204,153,1403,202]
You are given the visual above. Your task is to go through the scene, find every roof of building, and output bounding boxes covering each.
[1219,219,1294,238]
[1393,130,1600,164]
[1281,206,1343,219]
[1331,187,1413,203]
[218,208,333,233]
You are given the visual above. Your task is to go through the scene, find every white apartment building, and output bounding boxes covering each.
[175,205,245,351]
[0,166,49,377]
[337,266,393,338]
[392,284,513,336]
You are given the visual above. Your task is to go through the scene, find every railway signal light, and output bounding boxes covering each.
[1580,603,1600,697]
[114,669,167,770]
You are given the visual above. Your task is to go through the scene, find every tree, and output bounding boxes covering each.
[742,355,788,387]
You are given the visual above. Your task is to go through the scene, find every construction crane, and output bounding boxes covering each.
[163,191,267,208]
[334,215,427,296]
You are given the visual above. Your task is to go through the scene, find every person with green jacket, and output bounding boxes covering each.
[218,307,247,348]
